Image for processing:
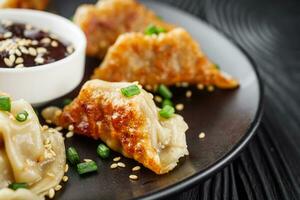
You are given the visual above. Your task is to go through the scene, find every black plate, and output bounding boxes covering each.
[45,0,263,199]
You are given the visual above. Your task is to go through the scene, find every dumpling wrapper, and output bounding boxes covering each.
[0,98,65,197]
[0,188,43,200]
[93,28,239,89]
[59,80,188,174]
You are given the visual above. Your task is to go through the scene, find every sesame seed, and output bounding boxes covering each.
[64,164,69,173]
[84,159,93,162]
[181,82,189,87]
[28,47,37,56]
[37,47,47,54]
[41,37,51,44]
[132,166,141,171]
[15,57,24,64]
[51,41,58,47]
[67,46,74,54]
[15,49,22,56]
[19,46,29,54]
[113,157,121,162]
[42,125,49,131]
[175,103,184,111]
[47,172,55,177]
[4,57,13,67]
[154,96,162,103]
[31,40,38,45]
[48,188,55,199]
[129,174,138,180]
[54,185,62,191]
[3,32,12,38]
[50,33,58,39]
[15,64,24,68]
[9,54,15,63]
[199,132,205,139]
[66,131,74,138]
[207,85,215,92]
[62,175,68,182]
[46,119,52,124]
[55,126,63,131]
[68,124,74,131]
[25,24,32,30]
[117,162,126,168]
[186,90,192,98]
[110,163,118,169]
[34,57,44,64]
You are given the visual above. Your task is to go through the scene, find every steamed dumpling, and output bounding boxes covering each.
[0,188,43,200]
[58,80,188,174]
[0,97,65,198]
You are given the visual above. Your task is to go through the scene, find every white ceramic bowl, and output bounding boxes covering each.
[0,9,86,106]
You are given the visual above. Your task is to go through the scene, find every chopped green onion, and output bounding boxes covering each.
[62,98,72,106]
[77,161,98,175]
[0,96,11,112]
[157,84,172,99]
[145,24,166,35]
[15,111,28,122]
[97,144,110,159]
[121,85,140,97]
[69,16,74,21]
[8,182,28,190]
[215,64,220,70]
[162,99,173,107]
[159,105,175,119]
[67,147,80,165]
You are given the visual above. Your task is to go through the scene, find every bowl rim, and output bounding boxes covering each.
[0,8,86,73]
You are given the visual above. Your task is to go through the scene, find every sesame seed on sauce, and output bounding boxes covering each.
[0,20,74,68]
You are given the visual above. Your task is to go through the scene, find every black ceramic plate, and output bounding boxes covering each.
[45,0,263,199]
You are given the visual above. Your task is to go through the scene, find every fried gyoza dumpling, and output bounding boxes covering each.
[0,97,65,198]
[58,80,188,174]
[74,0,174,58]
[0,0,49,10]
[93,28,239,89]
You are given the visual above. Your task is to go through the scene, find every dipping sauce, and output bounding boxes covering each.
[0,20,74,68]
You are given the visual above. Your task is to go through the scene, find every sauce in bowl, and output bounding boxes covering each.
[0,20,74,68]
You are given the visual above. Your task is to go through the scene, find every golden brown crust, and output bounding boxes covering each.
[58,81,164,173]
[0,0,49,10]
[74,0,174,58]
[93,28,239,89]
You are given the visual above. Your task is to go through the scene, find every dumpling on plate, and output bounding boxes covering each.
[0,95,65,198]
[92,28,239,89]
[73,0,174,58]
[58,80,189,174]
[0,0,49,10]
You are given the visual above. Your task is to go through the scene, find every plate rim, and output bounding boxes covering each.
[135,1,264,200]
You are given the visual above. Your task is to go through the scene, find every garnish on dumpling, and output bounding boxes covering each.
[58,80,189,174]
[92,28,239,89]
[0,0,49,10]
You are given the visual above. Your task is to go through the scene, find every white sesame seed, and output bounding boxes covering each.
[175,103,184,111]
[19,46,29,54]
[132,166,141,171]
[46,119,52,124]
[34,57,44,64]
[9,54,15,63]
[48,188,55,199]
[129,174,138,180]
[51,41,58,47]
[84,159,93,162]
[4,57,13,67]
[28,47,37,56]
[62,175,68,182]
[207,85,215,92]
[31,40,38,45]
[41,37,51,44]
[113,157,121,162]
[54,185,62,191]
[66,131,74,138]
[15,64,24,68]
[3,32,12,38]
[67,46,74,54]
[199,132,205,139]
[64,164,69,173]
[15,57,24,64]
[42,125,49,131]
[181,82,189,87]
[55,126,63,131]
[186,90,192,98]
[37,47,47,54]
[110,163,118,169]
[117,162,126,168]
[154,96,162,103]
[68,124,74,131]
[15,49,22,56]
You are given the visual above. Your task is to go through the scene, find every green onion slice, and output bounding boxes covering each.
[97,144,110,159]
[62,98,72,106]
[67,147,80,165]
[0,96,11,112]
[162,99,173,107]
[145,24,166,35]
[77,161,98,175]
[159,105,175,119]
[8,182,28,190]
[215,64,220,70]
[121,85,141,97]
[15,111,28,122]
[157,84,172,99]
